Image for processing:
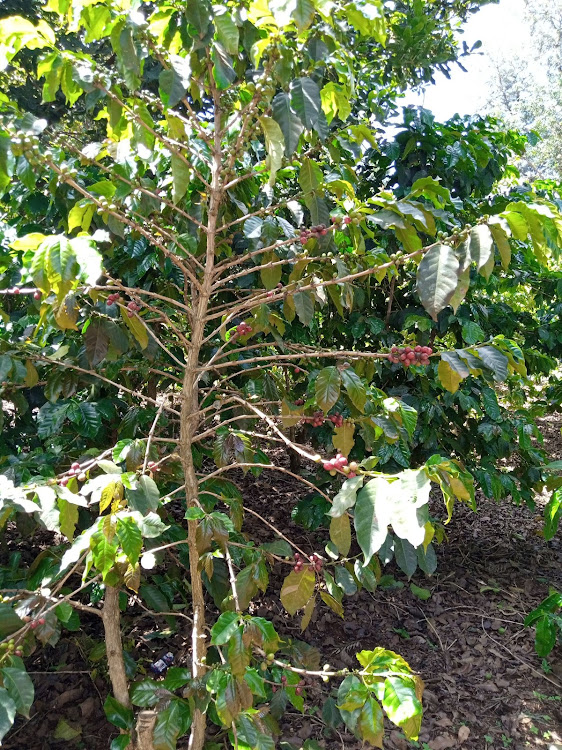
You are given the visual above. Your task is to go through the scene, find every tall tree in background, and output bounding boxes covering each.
[484,0,562,179]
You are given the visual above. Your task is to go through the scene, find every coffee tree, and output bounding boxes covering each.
[0,2,561,749]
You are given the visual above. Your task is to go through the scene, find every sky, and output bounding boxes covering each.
[404,0,528,120]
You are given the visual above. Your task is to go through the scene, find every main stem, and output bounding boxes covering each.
[102,585,132,717]
[181,79,223,750]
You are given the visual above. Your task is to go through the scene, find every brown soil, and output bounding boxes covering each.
[4,418,561,750]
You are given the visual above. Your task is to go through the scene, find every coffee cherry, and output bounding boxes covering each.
[12,288,20,295]
[71,462,80,470]
[38,617,45,625]
[33,291,41,300]
[272,685,277,692]
[14,650,23,657]
[295,686,302,695]
[349,461,358,472]
[281,675,287,684]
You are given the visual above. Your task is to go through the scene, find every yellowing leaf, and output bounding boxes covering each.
[121,308,149,349]
[300,594,316,632]
[259,116,285,186]
[332,421,355,456]
[330,513,351,556]
[437,359,462,394]
[281,399,302,428]
[24,360,39,387]
[423,522,434,552]
[280,567,315,615]
[54,294,79,330]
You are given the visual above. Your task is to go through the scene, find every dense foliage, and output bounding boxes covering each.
[0,1,560,749]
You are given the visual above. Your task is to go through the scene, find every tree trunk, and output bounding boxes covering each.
[102,585,135,747]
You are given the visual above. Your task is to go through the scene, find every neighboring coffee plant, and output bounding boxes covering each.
[525,591,562,659]
[0,2,561,750]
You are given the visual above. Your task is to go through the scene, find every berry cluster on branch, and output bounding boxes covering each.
[299,223,329,243]
[387,345,433,366]
[293,552,323,573]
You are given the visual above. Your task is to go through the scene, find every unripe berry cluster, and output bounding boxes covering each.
[328,413,343,427]
[387,345,432,366]
[106,293,120,306]
[0,639,23,658]
[126,300,141,317]
[236,322,252,336]
[299,224,328,244]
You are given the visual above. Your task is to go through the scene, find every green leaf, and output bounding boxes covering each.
[357,696,384,748]
[416,243,460,321]
[104,696,133,731]
[159,54,191,108]
[0,687,16,743]
[211,612,240,645]
[110,735,132,750]
[298,157,322,194]
[341,369,367,412]
[329,475,364,518]
[292,0,315,29]
[280,568,315,615]
[315,366,341,412]
[130,679,161,707]
[272,92,303,154]
[290,77,322,130]
[334,566,357,595]
[211,42,236,89]
[227,627,250,678]
[214,10,239,54]
[153,699,192,750]
[126,475,160,515]
[382,676,422,740]
[354,477,391,564]
[85,319,110,367]
[0,668,34,718]
[393,537,418,579]
[409,583,431,601]
[139,584,170,613]
[172,155,191,203]
[293,291,314,326]
[91,532,118,579]
[469,225,494,277]
[162,668,191,691]
[544,488,562,541]
[117,518,143,566]
[481,386,501,421]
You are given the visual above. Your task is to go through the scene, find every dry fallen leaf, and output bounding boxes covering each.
[429,735,457,750]
[458,725,471,744]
